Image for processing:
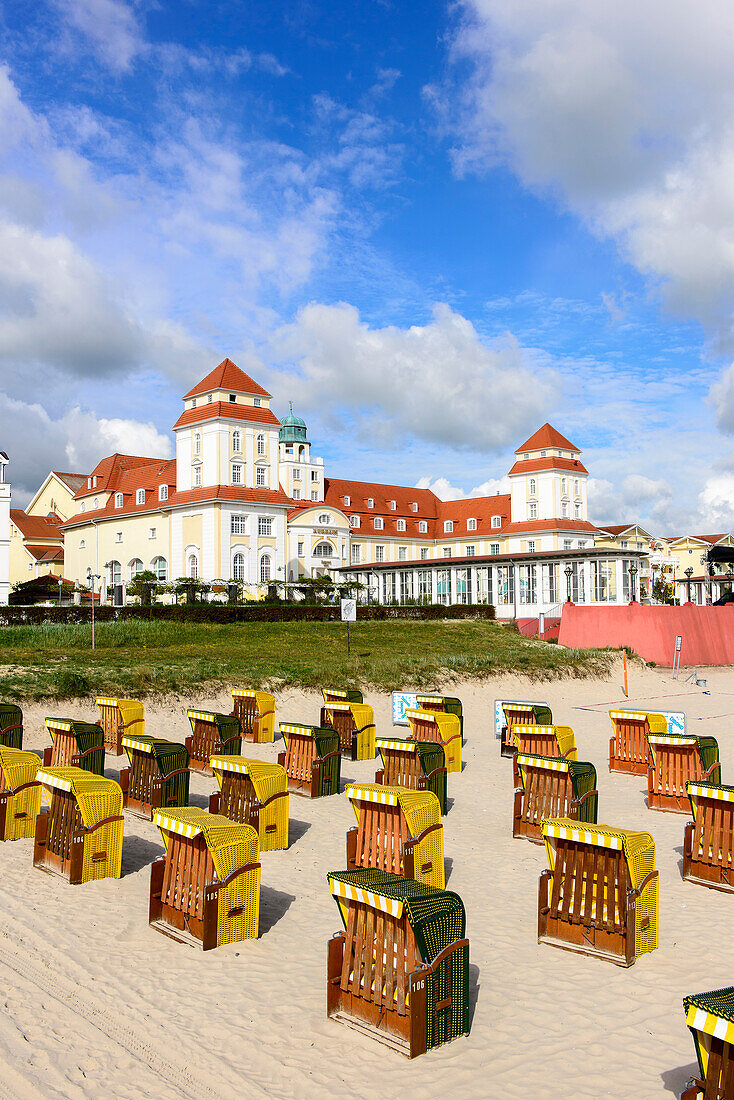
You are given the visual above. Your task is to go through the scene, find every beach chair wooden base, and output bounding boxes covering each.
[328,931,451,1059]
[500,726,516,759]
[0,781,41,842]
[277,749,340,798]
[648,790,692,814]
[680,1038,734,1099]
[120,766,191,821]
[682,821,734,894]
[33,803,123,886]
[609,746,648,776]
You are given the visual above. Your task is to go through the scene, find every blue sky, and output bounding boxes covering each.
[2,0,734,532]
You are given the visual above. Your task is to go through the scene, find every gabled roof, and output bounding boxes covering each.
[9,509,63,541]
[183,358,272,400]
[596,523,653,539]
[172,402,280,430]
[515,423,579,454]
[667,533,731,546]
[25,544,64,561]
[75,454,162,498]
[51,471,87,493]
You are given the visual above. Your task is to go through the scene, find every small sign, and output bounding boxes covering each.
[675,635,682,652]
[341,598,357,622]
[538,612,545,638]
[392,692,419,725]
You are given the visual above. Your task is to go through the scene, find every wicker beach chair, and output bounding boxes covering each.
[513,754,598,844]
[230,689,276,743]
[34,767,123,883]
[345,783,444,888]
[538,817,658,967]
[209,756,289,852]
[327,869,470,1058]
[322,688,363,704]
[375,738,447,815]
[509,723,577,784]
[120,735,190,820]
[682,986,734,1099]
[186,710,242,775]
[277,723,341,798]
[43,717,105,775]
[0,746,42,841]
[500,701,553,758]
[405,708,462,774]
[320,700,376,761]
[149,808,260,950]
[683,781,734,893]
[608,709,666,776]
[648,733,721,814]
[96,696,145,756]
[0,703,23,749]
[414,694,463,738]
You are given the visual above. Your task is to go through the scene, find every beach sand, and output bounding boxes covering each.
[1,659,732,1099]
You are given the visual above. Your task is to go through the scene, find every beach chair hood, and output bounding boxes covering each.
[684,986,734,1082]
[512,723,577,761]
[153,807,258,878]
[122,734,187,773]
[37,767,122,827]
[406,708,459,740]
[45,717,103,741]
[649,733,720,783]
[541,817,655,889]
[517,753,597,822]
[321,687,363,704]
[187,710,240,739]
[687,779,734,818]
[502,701,553,726]
[0,703,22,745]
[0,745,40,790]
[97,696,144,731]
[609,708,668,736]
[281,723,338,756]
[346,783,440,837]
[210,756,286,802]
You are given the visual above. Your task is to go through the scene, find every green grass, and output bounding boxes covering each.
[0,619,615,701]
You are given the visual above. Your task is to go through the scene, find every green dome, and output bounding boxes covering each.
[279,403,308,443]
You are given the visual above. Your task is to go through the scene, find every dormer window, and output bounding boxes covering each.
[115,493,123,508]
[229,394,237,402]
[397,519,406,531]
[93,476,97,488]
[136,489,145,505]
[254,397,261,407]
[159,485,168,501]
[389,500,396,510]
[444,520,453,533]
[491,515,501,528]
[411,502,418,512]
[419,521,428,533]
[374,517,384,530]
[207,394,212,403]
[524,452,529,460]
[367,498,374,509]
[467,518,477,531]
[87,477,92,489]
[540,451,546,458]
[192,397,196,408]
[344,495,351,507]
[350,515,360,528]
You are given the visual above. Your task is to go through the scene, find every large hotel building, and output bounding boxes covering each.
[3,359,733,613]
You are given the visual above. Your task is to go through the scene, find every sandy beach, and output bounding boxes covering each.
[1,659,732,1099]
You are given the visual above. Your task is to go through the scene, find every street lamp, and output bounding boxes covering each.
[684,566,694,604]
[564,565,573,603]
[628,565,638,603]
[58,576,63,607]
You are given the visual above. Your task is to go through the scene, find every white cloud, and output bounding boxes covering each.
[0,394,170,505]
[588,473,683,530]
[698,474,734,530]
[415,474,510,501]
[436,2,734,354]
[271,301,556,452]
[54,0,145,74]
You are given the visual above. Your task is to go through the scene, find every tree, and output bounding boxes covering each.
[125,569,159,606]
[171,576,211,603]
[652,577,675,605]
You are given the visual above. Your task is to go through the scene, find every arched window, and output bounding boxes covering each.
[257,433,265,456]
[259,554,271,584]
[232,430,241,453]
[93,497,99,509]
[151,556,167,581]
[298,445,305,462]
[313,541,334,558]
[193,432,201,456]
[80,501,86,512]
[128,558,144,581]
[79,539,86,550]
[108,560,121,585]
[232,552,245,580]
[529,478,536,496]
[187,553,199,579]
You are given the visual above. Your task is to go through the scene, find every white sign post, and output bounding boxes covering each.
[673,635,683,679]
[538,612,545,639]
[341,598,357,659]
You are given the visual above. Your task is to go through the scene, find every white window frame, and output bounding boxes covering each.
[159,485,168,501]
[258,516,273,537]
[344,495,351,507]
[232,464,243,485]
[375,545,385,562]
[467,518,477,531]
[193,432,201,456]
[491,515,501,528]
[419,520,428,534]
[444,520,453,533]
[397,519,406,531]
[257,434,266,456]
[374,517,384,530]
[256,466,267,487]
[232,430,242,453]
[349,515,360,529]
[231,514,246,535]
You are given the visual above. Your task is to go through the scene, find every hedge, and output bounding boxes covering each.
[0,603,496,626]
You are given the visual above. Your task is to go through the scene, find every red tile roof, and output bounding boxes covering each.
[515,423,579,454]
[508,457,588,476]
[169,486,291,507]
[10,510,63,540]
[172,402,280,430]
[75,454,162,498]
[183,359,272,400]
[26,544,64,561]
[500,518,599,534]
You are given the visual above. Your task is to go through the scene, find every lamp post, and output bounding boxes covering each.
[684,566,694,604]
[628,565,638,603]
[58,576,63,607]
[86,569,101,650]
[564,565,573,603]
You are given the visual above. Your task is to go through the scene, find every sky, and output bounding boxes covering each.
[2,0,734,534]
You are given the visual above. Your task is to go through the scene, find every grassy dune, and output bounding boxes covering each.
[0,619,615,700]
